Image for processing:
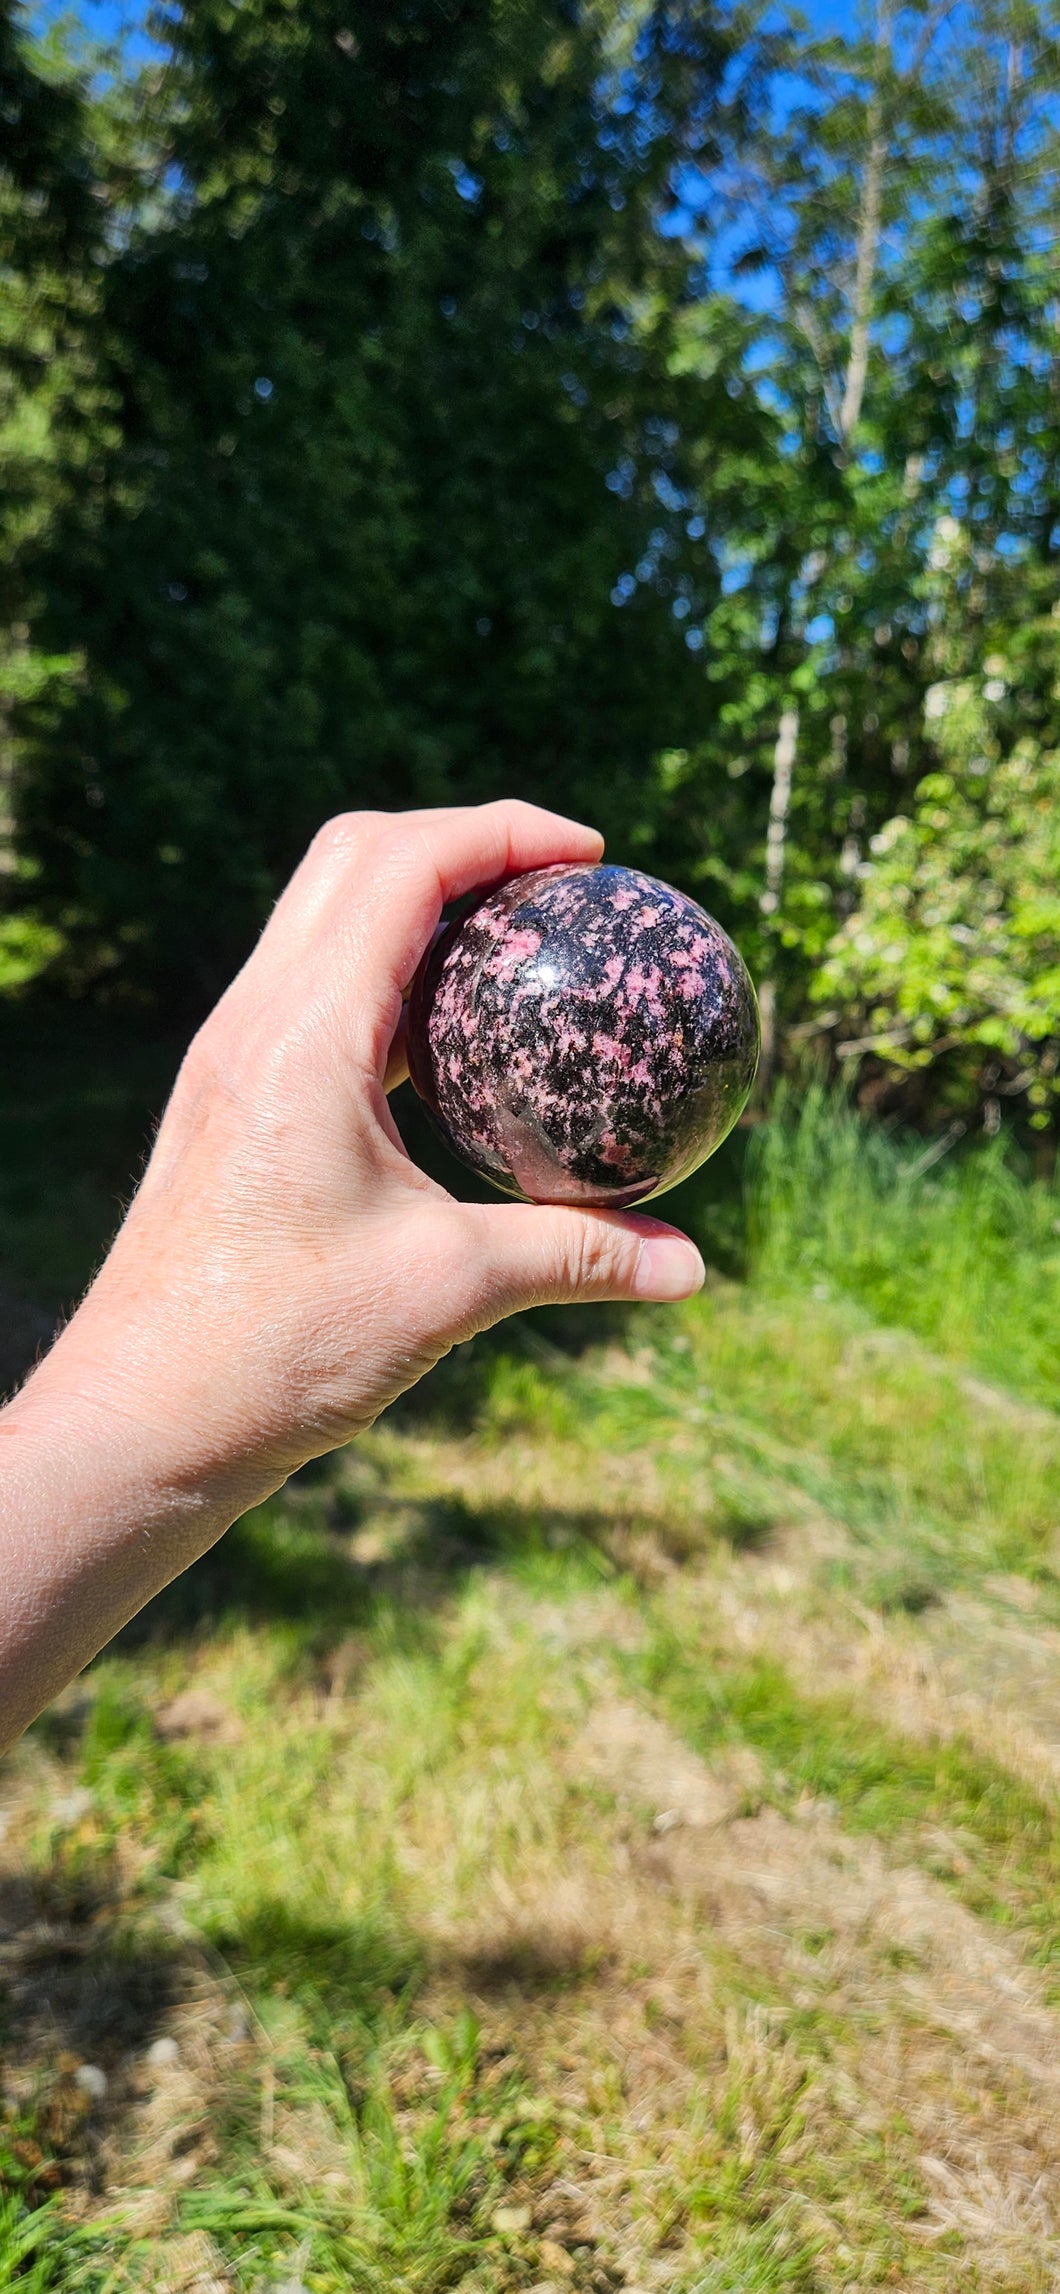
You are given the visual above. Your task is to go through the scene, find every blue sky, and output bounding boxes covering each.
[31,0,142,32]
[20,0,899,322]
[30,0,860,50]
[28,0,159,68]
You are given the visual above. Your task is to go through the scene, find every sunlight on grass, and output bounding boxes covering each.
[5,1104,1060,2289]
[747,1088,1060,1406]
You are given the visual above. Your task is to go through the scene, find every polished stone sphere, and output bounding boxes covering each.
[407,862,760,1207]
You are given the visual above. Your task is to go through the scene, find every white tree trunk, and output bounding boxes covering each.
[761,703,799,919]
[839,1,892,445]
[757,701,799,1095]
[757,0,896,1095]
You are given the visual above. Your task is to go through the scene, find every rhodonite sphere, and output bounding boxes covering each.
[407,862,760,1207]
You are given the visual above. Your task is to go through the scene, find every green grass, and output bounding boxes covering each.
[4,1025,1060,2289]
[747,1086,1060,1406]
[469,1280,1060,1609]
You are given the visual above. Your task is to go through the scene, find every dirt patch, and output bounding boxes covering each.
[574,1686,1060,2274]
[105,1986,259,2220]
[572,1679,1060,2098]
[643,1799,1060,2092]
[960,1375,1058,1434]
[414,1652,1060,2283]
[154,1689,244,1746]
[574,1697,763,1831]
[653,1553,1060,1801]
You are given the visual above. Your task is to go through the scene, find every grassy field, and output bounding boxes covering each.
[2,1018,1060,2292]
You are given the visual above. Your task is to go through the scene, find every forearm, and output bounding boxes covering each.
[0,1346,257,1754]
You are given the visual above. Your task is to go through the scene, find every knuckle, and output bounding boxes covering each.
[487,794,534,829]
[309,810,375,864]
[175,1021,218,1099]
[372,818,413,870]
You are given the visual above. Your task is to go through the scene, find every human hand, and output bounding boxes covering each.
[19,803,705,1516]
[1,803,707,1741]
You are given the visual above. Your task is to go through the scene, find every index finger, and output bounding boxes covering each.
[256,802,605,1077]
[374,800,605,990]
[271,800,603,962]
[298,798,602,975]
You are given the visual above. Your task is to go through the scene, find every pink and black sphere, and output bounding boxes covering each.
[407,862,760,1208]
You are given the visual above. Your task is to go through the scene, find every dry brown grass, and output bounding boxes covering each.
[5,1287,1060,2289]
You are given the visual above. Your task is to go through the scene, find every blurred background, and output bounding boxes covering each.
[3,5,1060,2290]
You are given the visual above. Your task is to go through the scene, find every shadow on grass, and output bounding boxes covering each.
[108,1489,513,1652]
[202,1897,610,2031]
[384,1303,638,1436]
[201,1898,426,2038]
[107,1475,742,1657]
[97,1385,791,1654]
[111,1506,377,1650]
[0,1856,186,2086]
[442,1931,614,1998]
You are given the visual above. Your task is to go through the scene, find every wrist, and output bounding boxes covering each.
[7,1295,278,1530]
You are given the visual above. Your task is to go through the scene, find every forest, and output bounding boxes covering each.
[2,0,1058,1137]
[4,8,1060,2292]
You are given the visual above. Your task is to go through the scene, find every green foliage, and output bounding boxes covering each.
[0,2195,62,2294]
[10,0,749,1001]
[175,2032,519,2293]
[647,2,1060,1126]
[821,667,1060,1121]
[0,913,62,991]
[2,0,1059,1131]
[0,5,113,891]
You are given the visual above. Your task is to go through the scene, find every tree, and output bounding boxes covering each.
[0,1,108,986]
[5,0,1058,1142]
[653,0,1060,1132]
[816,1,1060,1131]
[11,0,754,1005]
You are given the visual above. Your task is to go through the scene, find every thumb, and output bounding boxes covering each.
[459,1200,706,1325]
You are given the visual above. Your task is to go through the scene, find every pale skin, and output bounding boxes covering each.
[0,804,706,1754]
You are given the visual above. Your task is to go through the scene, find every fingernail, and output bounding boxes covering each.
[634,1236,706,1301]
